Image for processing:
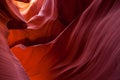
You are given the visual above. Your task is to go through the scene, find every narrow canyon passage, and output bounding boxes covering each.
[0,0,120,80]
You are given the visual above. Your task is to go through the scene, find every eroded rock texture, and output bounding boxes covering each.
[0,0,120,80]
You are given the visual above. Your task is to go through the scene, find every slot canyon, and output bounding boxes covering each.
[0,0,120,80]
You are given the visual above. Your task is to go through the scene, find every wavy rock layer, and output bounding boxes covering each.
[0,0,120,80]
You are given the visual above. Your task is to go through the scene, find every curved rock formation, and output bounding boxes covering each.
[0,0,120,80]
